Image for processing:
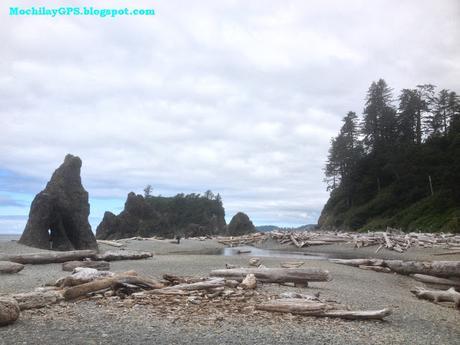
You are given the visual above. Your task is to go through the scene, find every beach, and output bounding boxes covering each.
[0,238,459,345]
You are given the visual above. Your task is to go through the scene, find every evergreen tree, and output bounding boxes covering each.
[362,79,397,151]
[398,89,419,144]
[429,89,450,136]
[448,91,460,134]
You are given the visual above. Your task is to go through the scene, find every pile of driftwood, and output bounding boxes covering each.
[95,231,460,254]
[0,264,394,326]
[0,250,153,275]
[330,258,460,309]
[216,229,460,253]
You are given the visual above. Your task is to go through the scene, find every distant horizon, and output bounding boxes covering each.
[0,213,317,235]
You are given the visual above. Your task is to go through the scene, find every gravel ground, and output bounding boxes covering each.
[0,239,459,345]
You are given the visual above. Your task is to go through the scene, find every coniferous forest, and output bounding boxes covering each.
[318,79,460,233]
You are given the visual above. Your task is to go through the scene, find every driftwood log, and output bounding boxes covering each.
[161,278,225,291]
[97,240,124,248]
[56,268,114,287]
[0,261,25,274]
[280,261,305,269]
[94,251,153,261]
[410,274,460,289]
[63,272,163,300]
[330,259,460,278]
[411,287,460,308]
[0,250,153,265]
[11,290,64,310]
[0,250,98,265]
[256,298,391,320]
[0,298,20,326]
[62,260,110,272]
[210,268,331,284]
[384,260,460,278]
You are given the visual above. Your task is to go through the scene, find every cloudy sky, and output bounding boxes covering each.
[1,0,459,233]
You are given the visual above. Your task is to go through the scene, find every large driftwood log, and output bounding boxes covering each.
[410,274,460,288]
[411,287,460,308]
[384,260,460,278]
[330,259,460,278]
[255,299,391,320]
[0,250,98,265]
[0,261,25,274]
[94,251,153,261]
[0,298,20,326]
[11,290,64,310]
[210,268,331,283]
[62,272,162,300]
[62,260,110,272]
[320,308,392,320]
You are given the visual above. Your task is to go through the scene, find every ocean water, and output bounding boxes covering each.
[0,234,20,242]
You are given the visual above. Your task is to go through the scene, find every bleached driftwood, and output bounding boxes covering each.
[217,230,460,253]
[161,278,225,291]
[56,268,114,287]
[0,298,20,326]
[0,250,98,265]
[329,259,383,267]
[384,260,460,278]
[280,261,305,269]
[358,265,392,273]
[94,251,153,261]
[411,287,460,308]
[62,260,110,272]
[410,274,460,288]
[97,240,124,248]
[62,272,163,300]
[279,292,320,300]
[240,274,257,289]
[210,268,331,284]
[330,259,460,278]
[0,261,25,274]
[255,299,391,320]
[11,290,63,310]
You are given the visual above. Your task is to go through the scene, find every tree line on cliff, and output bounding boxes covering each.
[319,79,460,232]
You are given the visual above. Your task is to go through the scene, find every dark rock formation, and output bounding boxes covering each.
[96,192,227,240]
[19,154,98,251]
[227,212,256,236]
[96,193,164,240]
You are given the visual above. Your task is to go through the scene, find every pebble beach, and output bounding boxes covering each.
[0,237,459,345]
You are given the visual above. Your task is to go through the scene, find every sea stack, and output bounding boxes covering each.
[227,212,256,236]
[19,154,98,251]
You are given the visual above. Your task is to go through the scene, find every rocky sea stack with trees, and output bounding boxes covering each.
[96,190,227,240]
[319,79,460,232]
